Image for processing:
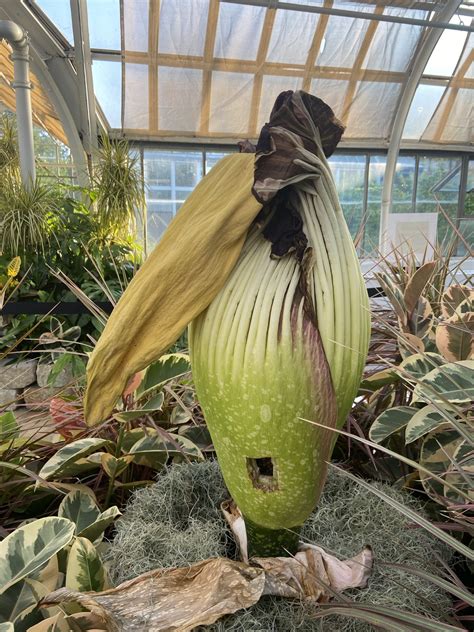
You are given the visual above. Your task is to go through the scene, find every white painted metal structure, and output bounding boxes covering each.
[0,19,35,185]
[379,0,463,251]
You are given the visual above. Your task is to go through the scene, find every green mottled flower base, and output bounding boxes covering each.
[244,517,300,558]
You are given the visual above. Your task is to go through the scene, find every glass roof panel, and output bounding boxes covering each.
[424,15,468,77]
[457,31,474,79]
[422,85,472,143]
[124,0,149,52]
[35,0,74,44]
[158,0,209,57]
[87,0,120,50]
[403,84,446,140]
[209,71,254,134]
[310,78,350,121]
[363,8,426,73]
[266,8,320,64]
[316,13,371,69]
[214,3,266,61]
[124,64,149,130]
[257,75,303,130]
[345,80,401,138]
[158,67,203,132]
[92,59,122,128]
[29,0,471,147]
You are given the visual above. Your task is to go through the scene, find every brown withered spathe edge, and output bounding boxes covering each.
[240,90,345,261]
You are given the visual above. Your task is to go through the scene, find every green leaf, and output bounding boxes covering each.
[100,453,132,478]
[444,440,473,502]
[47,353,86,387]
[38,438,110,480]
[403,261,437,315]
[113,392,164,422]
[455,297,474,316]
[178,424,212,449]
[119,428,147,452]
[398,352,446,381]
[27,612,70,632]
[170,404,192,425]
[374,272,407,326]
[128,433,168,467]
[419,427,464,502]
[0,411,19,440]
[413,360,474,404]
[0,517,75,595]
[57,489,121,542]
[65,537,106,592]
[408,296,434,340]
[78,506,121,543]
[62,326,82,342]
[0,578,48,624]
[435,313,474,362]
[140,353,191,395]
[398,333,425,359]
[360,368,399,391]
[58,490,101,534]
[0,624,15,632]
[441,284,473,319]
[166,433,204,460]
[405,404,447,444]
[369,406,416,444]
[129,431,203,462]
[28,553,59,593]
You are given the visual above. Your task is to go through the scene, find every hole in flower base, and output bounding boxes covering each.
[246,457,279,492]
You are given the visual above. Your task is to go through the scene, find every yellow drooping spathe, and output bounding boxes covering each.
[85,154,261,426]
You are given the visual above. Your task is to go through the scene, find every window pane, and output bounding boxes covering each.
[123,0,149,52]
[147,209,174,246]
[403,85,445,140]
[175,159,202,187]
[92,60,122,128]
[144,150,203,248]
[416,155,461,245]
[464,160,474,218]
[457,219,474,257]
[205,151,234,173]
[35,1,74,43]
[424,15,467,77]
[392,156,415,214]
[328,154,366,247]
[364,155,386,256]
[87,0,120,50]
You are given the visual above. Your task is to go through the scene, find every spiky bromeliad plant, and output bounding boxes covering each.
[85,91,370,557]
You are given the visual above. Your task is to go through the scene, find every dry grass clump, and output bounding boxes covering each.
[107,461,451,631]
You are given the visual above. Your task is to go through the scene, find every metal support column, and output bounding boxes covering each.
[379,0,462,254]
[28,47,89,186]
[0,20,35,186]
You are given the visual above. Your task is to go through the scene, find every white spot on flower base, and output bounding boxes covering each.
[260,405,272,423]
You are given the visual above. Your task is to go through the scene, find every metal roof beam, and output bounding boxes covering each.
[221,0,474,32]
[69,0,98,155]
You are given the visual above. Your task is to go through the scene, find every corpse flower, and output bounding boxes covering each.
[85,91,370,556]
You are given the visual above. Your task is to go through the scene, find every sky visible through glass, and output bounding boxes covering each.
[34,1,469,141]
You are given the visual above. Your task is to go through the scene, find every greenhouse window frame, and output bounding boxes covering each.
[132,141,473,258]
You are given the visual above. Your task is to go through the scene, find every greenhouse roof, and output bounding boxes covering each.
[0,0,472,151]
[0,40,67,144]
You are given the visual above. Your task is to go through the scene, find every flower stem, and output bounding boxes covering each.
[244,516,300,558]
